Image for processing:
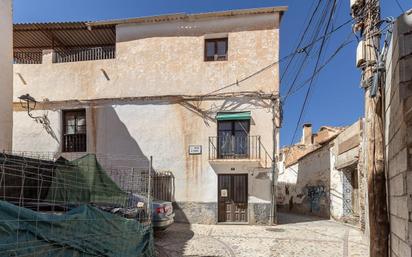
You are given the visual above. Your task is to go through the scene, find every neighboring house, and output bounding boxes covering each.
[277,121,366,228]
[0,0,13,150]
[12,7,287,225]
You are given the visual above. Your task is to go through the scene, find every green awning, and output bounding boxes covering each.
[216,111,251,121]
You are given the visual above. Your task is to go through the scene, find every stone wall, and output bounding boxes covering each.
[385,12,412,257]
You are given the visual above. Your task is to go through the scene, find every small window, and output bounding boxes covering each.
[62,109,86,152]
[205,38,228,61]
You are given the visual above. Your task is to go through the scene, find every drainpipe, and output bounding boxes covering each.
[270,96,278,225]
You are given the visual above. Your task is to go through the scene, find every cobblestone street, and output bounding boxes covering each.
[155,213,369,257]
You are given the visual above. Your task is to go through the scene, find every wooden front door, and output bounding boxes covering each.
[218,174,248,222]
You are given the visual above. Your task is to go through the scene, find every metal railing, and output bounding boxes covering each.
[209,135,261,160]
[13,51,43,64]
[62,134,87,152]
[152,171,175,201]
[53,46,116,63]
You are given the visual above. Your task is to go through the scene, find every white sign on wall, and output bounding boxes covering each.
[221,189,228,197]
[189,145,202,155]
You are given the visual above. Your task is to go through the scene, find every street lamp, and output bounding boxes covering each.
[18,94,37,118]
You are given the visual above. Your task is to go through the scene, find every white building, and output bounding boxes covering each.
[277,121,366,228]
[12,7,287,224]
[0,0,13,150]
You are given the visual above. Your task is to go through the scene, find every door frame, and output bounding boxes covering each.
[217,173,249,224]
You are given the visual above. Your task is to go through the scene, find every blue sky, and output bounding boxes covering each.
[13,0,409,146]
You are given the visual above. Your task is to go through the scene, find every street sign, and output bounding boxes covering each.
[189,145,202,155]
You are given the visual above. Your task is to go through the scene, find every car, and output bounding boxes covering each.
[152,200,174,230]
[125,193,175,230]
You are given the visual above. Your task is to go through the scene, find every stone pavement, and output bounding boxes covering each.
[155,212,369,257]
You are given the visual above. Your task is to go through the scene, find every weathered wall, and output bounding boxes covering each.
[385,12,412,257]
[14,15,279,101]
[13,99,274,224]
[0,0,13,150]
[277,145,331,218]
[12,12,281,224]
[278,120,365,226]
[332,119,365,225]
[329,150,344,219]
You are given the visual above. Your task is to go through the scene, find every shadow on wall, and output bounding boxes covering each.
[277,146,331,219]
[94,106,176,201]
[180,96,272,126]
[95,106,150,168]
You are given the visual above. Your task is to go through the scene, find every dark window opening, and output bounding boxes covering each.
[205,38,228,61]
[62,109,86,152]
[217,120,250,158]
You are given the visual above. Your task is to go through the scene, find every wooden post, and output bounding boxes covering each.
[270,96,278,225]
[358,0,389,256]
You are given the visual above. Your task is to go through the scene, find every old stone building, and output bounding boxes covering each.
[0,0,13,150]
[277,120,366,228]
[11,7,287,225]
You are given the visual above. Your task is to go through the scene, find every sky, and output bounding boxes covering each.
[13,0,410,146]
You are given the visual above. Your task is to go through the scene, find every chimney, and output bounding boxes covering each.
[302,123,313,145]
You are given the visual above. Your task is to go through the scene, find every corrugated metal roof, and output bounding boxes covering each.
[14,22,115,50]
[89,6,287,26]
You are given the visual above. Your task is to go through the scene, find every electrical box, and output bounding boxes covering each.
[356,40,365,68]
[350,0,363,10]
[350,0,364,18]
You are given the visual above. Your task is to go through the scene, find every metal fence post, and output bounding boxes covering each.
[147,156,153,222]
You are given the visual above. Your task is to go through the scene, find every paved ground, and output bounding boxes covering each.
[155,212,369,257]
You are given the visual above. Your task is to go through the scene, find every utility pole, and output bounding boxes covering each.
[270,96,278,225]
[352,0,389,256]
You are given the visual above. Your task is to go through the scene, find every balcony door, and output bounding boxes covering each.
[217,120,250,159]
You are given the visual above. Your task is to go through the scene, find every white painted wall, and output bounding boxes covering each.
[0,0,13,150]
[329,147,344,219]
[13,101,274,204]
[277,121,363,222]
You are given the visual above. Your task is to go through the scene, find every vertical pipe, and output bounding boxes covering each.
[270,97,278,225]
[147,156,153,222]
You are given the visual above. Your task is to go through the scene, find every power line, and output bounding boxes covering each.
[283,34,355,101]
[282,0,336,100]
[205,0,380,98]
[280,0,323,83]
[289,0,339,146]
[394,0,405,13]
[204,14,356,96]
[282,3,372,101]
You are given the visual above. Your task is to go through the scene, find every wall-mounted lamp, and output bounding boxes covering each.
[18,94,37,118]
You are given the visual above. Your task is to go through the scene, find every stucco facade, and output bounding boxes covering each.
[12,7,286,224]
[0,0,13,151]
